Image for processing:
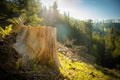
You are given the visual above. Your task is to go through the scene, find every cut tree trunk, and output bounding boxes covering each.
[13,26,60,68]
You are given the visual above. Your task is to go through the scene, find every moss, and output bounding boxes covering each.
[33,63,38,71]
[58,53,120,80]
[15,60,20,70]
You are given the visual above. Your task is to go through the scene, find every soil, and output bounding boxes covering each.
[0,34,68,80]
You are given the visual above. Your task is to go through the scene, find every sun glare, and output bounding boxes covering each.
[40,0,91,20]
[40,0,57,8]
[40,0,116,20]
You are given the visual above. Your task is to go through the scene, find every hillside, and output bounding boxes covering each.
[57,42,120,80]
[0,0,120,80]
[58,51,120,80]
[0,34,120,80]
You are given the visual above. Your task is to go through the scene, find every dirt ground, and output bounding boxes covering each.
[0,34,67,80]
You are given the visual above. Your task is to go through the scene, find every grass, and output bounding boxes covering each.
[58,53,120,80]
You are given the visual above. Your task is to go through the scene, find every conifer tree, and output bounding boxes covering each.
[20,0,43,26]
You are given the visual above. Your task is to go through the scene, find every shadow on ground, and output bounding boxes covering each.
[0,35,69,80]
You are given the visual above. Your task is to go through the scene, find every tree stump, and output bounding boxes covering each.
[13,26,60,68]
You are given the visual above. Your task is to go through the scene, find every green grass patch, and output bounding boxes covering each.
[58,53,120,80]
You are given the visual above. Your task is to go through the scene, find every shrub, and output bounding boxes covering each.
[0,24,12,38]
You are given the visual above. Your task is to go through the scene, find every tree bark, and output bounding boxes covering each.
[13,26,60,68]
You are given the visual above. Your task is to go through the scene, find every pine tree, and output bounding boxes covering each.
[20,0,43,26]
[0,0,20,27]
[49,1,59,27]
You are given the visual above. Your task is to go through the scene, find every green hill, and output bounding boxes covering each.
[58,52,120,80]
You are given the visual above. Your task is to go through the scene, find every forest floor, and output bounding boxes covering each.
[58,50,120,80]
[0,34,120,80]
[57,43,120,80]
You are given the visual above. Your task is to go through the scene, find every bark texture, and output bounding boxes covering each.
[13,26,59,68]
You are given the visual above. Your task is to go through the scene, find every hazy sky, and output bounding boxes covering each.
[40,0,120,20]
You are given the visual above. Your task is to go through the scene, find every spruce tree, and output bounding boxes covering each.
[20,0,43,26]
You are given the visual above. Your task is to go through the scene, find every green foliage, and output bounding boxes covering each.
[20,0,43,26]
[0,0,20,18]
[59,53,120,80]
[0,0,120,71]
[15,60,20,70]
[112,37,120,58]
[0,24,12,38]
[40,1,59,27]
[105,27,120,61]
[33,63,38,71]
[91,22,120,68]
[0,0,43,27]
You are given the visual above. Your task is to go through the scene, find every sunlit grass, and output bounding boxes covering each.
[0,24,12,38]
[58,53,119,80]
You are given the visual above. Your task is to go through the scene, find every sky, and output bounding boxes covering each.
[40,0,120,20]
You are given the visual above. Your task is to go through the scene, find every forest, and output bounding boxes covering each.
[0,0,120,80]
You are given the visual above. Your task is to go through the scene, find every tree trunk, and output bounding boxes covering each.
[13,26,60,68]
